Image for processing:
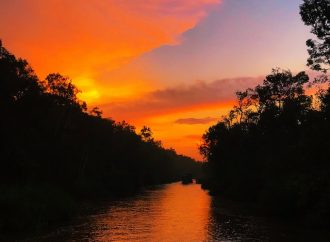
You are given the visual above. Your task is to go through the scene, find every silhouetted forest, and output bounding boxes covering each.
[200,0,330,226]
[0,41,200,234]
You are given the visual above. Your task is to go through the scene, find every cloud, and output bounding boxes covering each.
[101,76,263,121]
[184,134,203,140]
[175,117,218,125]
[0,0,221,106]
[0,0,220,78]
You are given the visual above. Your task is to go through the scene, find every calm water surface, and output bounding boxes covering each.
[32,182,329,242]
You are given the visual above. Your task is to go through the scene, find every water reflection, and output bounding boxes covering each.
[79,183,211,241]
[32,182,329,242]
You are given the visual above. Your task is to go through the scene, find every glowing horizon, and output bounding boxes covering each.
[0,0,311,160]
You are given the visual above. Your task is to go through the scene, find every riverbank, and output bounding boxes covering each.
[200,178,330,230]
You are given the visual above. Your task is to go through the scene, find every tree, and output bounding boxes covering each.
[199,67,330,221]
[257,69,308,106]
[300,0,330,72]
[140,126,153,142]
[43,73,81,107]
[300,0,330,119]
[0,40,41,105]
[232,89,255,124]
[140,126,162,147]
[90,107,103,118]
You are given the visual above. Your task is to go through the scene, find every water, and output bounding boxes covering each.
[31,182,329,242]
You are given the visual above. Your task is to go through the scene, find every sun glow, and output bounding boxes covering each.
[0,0,310,159]
[75,77,101,103]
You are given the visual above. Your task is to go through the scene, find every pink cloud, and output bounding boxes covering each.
[175,117,218,125]
[100,76,263,121]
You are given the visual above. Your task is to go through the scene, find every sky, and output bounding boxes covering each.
[0,0,312,160]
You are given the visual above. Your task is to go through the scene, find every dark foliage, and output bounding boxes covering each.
[200,68,330,225]
[0,42,199,234]
[300,0,330,72]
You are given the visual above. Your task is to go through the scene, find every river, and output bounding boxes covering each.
[30,182,329,242]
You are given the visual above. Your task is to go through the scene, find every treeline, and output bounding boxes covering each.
[0,42,199,234]
[200,0,330,226]
[200,69,330,222]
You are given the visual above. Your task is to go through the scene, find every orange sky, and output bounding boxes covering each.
[0,0,311,160]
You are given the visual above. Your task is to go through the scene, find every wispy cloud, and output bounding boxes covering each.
[175,117,218,125]
[101,76,263,121]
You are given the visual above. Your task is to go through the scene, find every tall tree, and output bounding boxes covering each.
[300,0,330,72]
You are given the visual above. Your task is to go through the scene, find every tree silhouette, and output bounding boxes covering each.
[0,40,41,106]
[300,0,330,72]
[140,126,153,142]
[43,73,86,110]
[90,106,103,117]
[200,68,330,223]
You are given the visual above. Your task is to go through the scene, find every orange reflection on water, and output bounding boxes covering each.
[34,182,329,241]
[150,183,211,241]
[77,183,211,242]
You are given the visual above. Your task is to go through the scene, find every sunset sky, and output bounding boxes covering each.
[0,0,312,160]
